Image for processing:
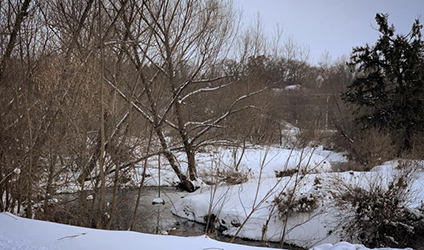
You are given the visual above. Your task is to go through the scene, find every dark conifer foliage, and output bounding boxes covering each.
[343,13,424,153]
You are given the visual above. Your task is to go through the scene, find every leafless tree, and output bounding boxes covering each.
[104,0,266,191]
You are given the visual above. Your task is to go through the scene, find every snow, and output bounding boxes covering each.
[311,242,412,250]
[52,131,344,193]
[1,140,419,250]
[152,197,166,205]
[233,147,332,177]
[0,213,412,250]
[0,212,272,250]
[123,146,335,189]
[172,173,336,247]
[310,146,347,164]
[284,85,302,90]
[171,161,424,248]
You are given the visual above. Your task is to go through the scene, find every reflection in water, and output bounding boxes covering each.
[109,187,304,249]
[110,187,205,236]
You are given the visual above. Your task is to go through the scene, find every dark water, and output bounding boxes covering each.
[331,162,350,172]
[106,187,304,249]
[110,187,205,236]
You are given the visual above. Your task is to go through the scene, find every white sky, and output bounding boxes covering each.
[234,0,424,64]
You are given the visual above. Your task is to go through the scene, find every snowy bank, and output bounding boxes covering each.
[0,212,272,250]
[139,146,334,187]
[0,213,412,250]
[55,146,338,193]
[171,161,424,248]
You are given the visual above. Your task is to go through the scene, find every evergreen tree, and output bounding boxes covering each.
[343,13,424,153]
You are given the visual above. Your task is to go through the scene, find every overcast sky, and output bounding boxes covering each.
[234,0,424,64]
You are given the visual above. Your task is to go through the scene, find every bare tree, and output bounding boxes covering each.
[104,0,265,191]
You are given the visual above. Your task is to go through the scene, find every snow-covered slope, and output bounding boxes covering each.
[171,161,424,248]
[0,213,412,250]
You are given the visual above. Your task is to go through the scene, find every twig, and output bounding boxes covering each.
[57,233,87,241]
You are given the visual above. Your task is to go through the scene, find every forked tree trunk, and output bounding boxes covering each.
[155,127,194,192]
[173,89,197,181]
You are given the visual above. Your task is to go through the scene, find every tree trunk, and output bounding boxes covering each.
[0,162,4,212]
[0,0,32,83]
[143,72,194,191]
[186,147,197,181]
[401,126,412,155]
[130,126,153,230]
[174,94,197,181]
[96,0,106,229]
[155,127,194,192]
[43,151,56,218]
[107,112,132,230]
[78,124,89,226]
[26,94,33,219]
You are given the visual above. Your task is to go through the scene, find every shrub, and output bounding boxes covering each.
[198,162,251,186]
[405,131,424,159]
[296,128,335,149]
[275,191,321,218]
[274,176,325,218]
[332,162,424,248]
[274,168,299,178]
[332,127,396,170]
[222,169,249,185]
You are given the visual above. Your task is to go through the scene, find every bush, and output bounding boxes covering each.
[198,163,251,186]
[332,127,396,170]
[405,131,424,159]
[274,176,324,218]
[332,162,424,248]
[296,128,335,149]
[275,191,321,218]
[222,169,250,185]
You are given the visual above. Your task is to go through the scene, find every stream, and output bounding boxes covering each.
[102,187,304,249]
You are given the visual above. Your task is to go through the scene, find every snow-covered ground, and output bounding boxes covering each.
[2,144,421,250]
[0,212,412,250]
[139,146,345,187]
[171,159,424,248]
[55,145,347,193]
